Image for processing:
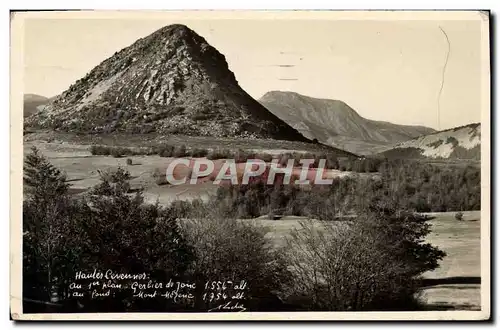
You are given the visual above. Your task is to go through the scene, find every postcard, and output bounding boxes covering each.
[10,10,490,321]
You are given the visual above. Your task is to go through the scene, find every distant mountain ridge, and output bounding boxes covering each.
[379,123,481,160]
[23,94,50,118]
[259,91,436,154]
[24,25,309,143]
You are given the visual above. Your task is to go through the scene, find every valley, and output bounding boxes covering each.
[23,136,364,205]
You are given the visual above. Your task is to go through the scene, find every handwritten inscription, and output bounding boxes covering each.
[203,280,247,312]
[68,270,248,312]
[74,269,147,281]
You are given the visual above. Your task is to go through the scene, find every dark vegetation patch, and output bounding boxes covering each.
[427,140,444,148]
[448,145,481,160]
[469,126,481,140]
[379,147,424,159]
[445,136,459,148]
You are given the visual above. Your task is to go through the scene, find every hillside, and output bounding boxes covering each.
[259,91,436,154]
[378,123,481,160]
[24,25,309,143]
[23,94,49,118]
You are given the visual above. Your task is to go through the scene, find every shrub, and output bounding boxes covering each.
[90,145,149,157]
[191,114,212,121]
[151,167,162,178]
[180,202,292,311]
[90,167,132,195]
[151,168,167,186]
[155,176,168,186]
[234,149,250,163]
[169,200,194,219]
[154,144,175,158]
[326,154,339,170]
[283,209,446,311]
[90,145,110,155]
[190,148,209,158]
[126,158,133,165]
[455,211,464,221]
[255,153,273,163]
[207,148,232,160]
[309,152,339,170]
[111,147,124,158]
[276,152,295,167]
[173,145,188,158]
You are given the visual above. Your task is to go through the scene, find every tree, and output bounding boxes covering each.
[76,168,195,311]
[23,150,196,312]
[284,208,446,311]
[180,202,292,311]
[23,146,73,308]
[24,146,69,205]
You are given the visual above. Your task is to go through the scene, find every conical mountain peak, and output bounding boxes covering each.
[26,25,308,142]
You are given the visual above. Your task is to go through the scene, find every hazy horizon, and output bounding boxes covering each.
[22,11,485,131]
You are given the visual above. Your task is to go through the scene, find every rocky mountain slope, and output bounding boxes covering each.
[379,123,481,160]
[23,94,49,118]
[25,25,309,142]
[259,91,435,153]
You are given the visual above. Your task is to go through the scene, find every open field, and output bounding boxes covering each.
[24,129,352,155]
[419,211,481,310]
[23,140,216,204]
[23,139,375,204]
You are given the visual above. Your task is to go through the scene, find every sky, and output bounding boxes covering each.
[20,11,486,130]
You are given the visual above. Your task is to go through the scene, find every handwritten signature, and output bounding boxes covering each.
[208,300,246,312]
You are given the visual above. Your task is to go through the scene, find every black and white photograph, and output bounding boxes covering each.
[9,10,490,321]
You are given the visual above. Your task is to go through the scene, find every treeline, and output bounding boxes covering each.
[377,160,481,212]
[207,159,481,219]
[23,147,445,313]
[90,143,383,172]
